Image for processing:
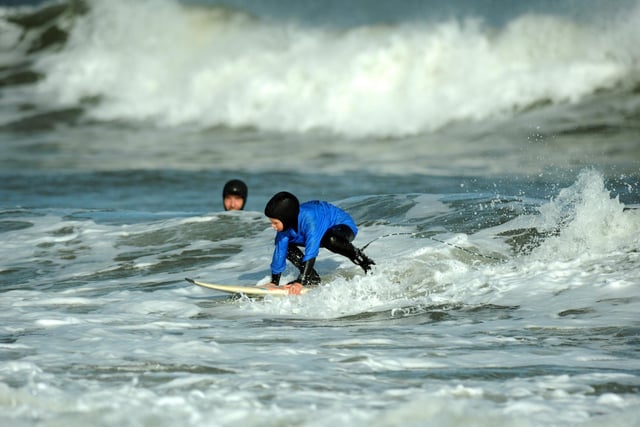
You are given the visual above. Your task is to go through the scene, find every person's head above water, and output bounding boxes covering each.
[264,191,300,231]
[222,179,248,211]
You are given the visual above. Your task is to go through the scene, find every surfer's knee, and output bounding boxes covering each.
[321,225,355,252]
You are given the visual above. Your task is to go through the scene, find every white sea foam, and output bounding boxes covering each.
[32,0,640,137]
[0,167,638,427]
[513,169,640,261]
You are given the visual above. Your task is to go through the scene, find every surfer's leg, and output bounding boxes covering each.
[321,225,375,273]
[286,244,321,285]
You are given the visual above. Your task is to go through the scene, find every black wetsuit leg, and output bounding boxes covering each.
[286,244,321,285]
[320,225,356,258]
[321,225,375,273]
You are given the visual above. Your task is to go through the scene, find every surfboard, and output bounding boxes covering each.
[185,278,310,296]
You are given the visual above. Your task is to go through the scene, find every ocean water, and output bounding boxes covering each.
[1,0,639,426]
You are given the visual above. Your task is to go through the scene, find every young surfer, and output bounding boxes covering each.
[222,179,248,211]
[264,191,375,294]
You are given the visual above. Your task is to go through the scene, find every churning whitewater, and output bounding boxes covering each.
[1,1,639,426]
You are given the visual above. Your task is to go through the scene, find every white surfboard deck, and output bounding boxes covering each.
[185,278,310,296]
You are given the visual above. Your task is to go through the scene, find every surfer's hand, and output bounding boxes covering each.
[283,282,304,295]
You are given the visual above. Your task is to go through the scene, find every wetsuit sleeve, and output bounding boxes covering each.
[271,273,281,285]
[270,233,289,275]
[300,214,322,261]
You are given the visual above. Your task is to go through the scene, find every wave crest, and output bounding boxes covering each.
[15,0,640,137]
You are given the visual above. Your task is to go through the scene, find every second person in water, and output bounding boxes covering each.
[264,191,375,294]
[222,179,247,211]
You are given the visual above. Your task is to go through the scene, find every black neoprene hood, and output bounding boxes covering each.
[264,191,300,230]
[222,179,248,209]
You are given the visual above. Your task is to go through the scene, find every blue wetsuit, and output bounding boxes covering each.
[270,201,357,275]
